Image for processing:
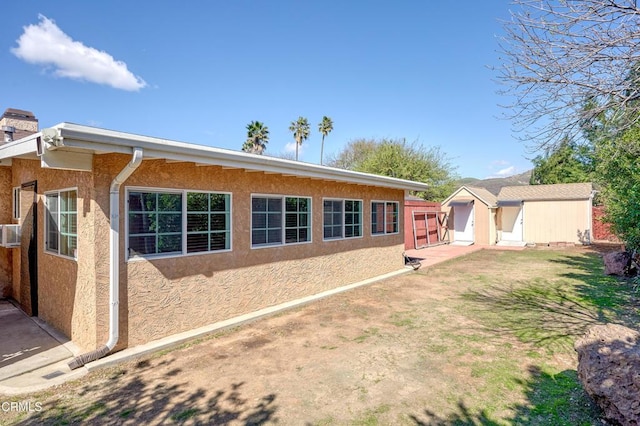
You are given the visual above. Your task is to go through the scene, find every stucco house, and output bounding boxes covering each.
[0,114,428,364]
[442,183,594,246]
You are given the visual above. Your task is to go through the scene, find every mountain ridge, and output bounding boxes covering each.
[455,170,532,196]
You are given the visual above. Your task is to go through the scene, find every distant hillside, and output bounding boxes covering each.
[456,170,532,195]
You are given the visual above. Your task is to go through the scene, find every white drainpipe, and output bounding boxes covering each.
[69,147,143,369]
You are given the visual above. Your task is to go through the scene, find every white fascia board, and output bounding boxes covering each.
[54,123,430,192]
[0,134,38,160]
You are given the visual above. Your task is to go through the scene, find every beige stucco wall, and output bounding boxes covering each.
[0,166,13,297]
[10,158,98,350]
[523,199,591,244]
[5,153,408,351]
[90,155,406,348]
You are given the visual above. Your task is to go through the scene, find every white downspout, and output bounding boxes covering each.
[69,147,143,369]
[107,147,144,348]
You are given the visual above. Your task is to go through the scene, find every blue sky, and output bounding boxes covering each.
[2,1,532,179]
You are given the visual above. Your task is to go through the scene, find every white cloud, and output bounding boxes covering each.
[11,15,146,91]
[495,165,516,177]
[284,142,305,155]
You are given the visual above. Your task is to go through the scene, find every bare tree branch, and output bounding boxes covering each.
[497,0,640,150]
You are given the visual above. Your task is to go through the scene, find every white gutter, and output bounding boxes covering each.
[69,147,143,369]
[49,123,429,192]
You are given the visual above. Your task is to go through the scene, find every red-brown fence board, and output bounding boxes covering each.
[404,199,442,249]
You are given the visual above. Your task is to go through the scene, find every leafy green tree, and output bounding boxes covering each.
[325,139,377,170]
[242,121,269,155]
[529,138,594,185]
[328,138,457,201]
[288,116,310,161]
[592,124,640,251]
[318,116,333,165]
[578,63,640,250]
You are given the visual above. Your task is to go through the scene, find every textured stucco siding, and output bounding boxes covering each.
[126,244,402,344]
[91,155,406,347]
[523,199,591,244]
[10,159,98,350]
[0,167,13,297]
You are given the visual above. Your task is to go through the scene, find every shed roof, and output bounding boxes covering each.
[497,182,593,201]
[442,185,498,207]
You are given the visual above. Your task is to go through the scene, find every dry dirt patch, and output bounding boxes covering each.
[2,247,614,425]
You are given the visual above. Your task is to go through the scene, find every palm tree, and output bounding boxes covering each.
[318,116,333,165]
[288,116,310,161]
[242,121,269,155]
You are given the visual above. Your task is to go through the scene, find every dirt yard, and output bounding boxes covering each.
[3,247,625,425]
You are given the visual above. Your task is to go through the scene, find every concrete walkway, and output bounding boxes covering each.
[404,242,525,268]
[0,243,525,395]
[0,300,85,394]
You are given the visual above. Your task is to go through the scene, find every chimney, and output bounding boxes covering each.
[0,108,38,144]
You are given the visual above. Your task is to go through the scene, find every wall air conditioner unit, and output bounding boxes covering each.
[0,224,21,248]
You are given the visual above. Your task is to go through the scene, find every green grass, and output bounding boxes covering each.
[170,408,200,422]
[351,404,391,426]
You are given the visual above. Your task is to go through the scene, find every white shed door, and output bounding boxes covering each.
[501,206,523,242]
[453,203,474,242]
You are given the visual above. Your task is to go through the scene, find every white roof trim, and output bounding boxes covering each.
[442,186,496,208]
[0,123,429,192]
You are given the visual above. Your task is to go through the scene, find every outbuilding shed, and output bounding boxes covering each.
[442,182,594,246]
[497,183,594,246]
[441,186,497,246]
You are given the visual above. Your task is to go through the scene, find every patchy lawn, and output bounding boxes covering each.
[2,247,638,425]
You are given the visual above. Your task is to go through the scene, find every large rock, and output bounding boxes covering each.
[603,251,631,276]
[575,324,640,425]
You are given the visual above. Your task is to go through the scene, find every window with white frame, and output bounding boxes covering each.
[323,199,362,240]
[251,195,311,247]
[127,189,231,258]
[285,197,311,244]
[12,187,20,220]
[371,201,399,235]
[45,189,78,258]
[186,192,231,253]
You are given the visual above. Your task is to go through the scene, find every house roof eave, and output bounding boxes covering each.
[6,123,429,192]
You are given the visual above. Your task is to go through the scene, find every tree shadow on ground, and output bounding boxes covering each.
[550,252,640,327]
[414,250,631,425]
[461,251,639,352]
[13,357,278,425]
[410,365,601,425]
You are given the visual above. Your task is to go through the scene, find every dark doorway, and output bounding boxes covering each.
[20,181,38,316]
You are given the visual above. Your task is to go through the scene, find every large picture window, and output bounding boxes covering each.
[127,189,231,258]
[371,201,399,235]
[323,199,362,240]
[45,189,78,258]
[252,195,311,247]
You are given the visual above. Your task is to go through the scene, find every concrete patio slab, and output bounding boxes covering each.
[0,300,76,383]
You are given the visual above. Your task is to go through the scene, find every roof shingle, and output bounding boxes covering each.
[497,182,592,201]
